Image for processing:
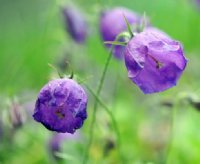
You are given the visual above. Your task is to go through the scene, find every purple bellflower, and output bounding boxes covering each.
[124,27,187,94]
[100,7,141,59]
[63,6,87,44]
[33,79,88,133]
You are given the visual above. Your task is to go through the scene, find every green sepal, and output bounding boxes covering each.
[104,41,127,46]
[116,31,131,40]
[48,63,64,78]
[140,12,147,32]
[123,14,134,38]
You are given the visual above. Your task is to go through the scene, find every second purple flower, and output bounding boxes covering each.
[124,27,187,94]
[100,7,142,59]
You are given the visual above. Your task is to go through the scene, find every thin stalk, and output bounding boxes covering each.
[82,45,114,164]
[84,84,122,162]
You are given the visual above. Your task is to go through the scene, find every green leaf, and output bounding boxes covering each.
[55,152,78,162]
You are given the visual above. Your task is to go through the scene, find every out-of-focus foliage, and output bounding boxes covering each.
[1,0,200,163]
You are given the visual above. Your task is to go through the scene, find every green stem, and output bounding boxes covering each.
[84,84,122,162]
[82,45,114,164]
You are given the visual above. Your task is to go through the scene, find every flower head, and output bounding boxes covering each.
[124,27,187,94]
[63,6,87,44]
[100,7,141,59]
[33,79,87,133]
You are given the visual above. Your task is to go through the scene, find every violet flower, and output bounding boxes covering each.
[63,6,87,44]
[33,79,87,133]
[100,7,141,59]
[124,27,187,94]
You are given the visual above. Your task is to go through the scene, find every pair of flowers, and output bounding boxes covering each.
[100,7,187,94]
[33,7,187,133]
[63,6,187,93]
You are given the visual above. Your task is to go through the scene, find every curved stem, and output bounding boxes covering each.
[84,84,122,162]
[82,45,114,164]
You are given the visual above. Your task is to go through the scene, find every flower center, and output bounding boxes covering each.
[148,54,163,69]
[55,106,65,119]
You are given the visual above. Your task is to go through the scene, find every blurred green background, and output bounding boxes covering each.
[0,0,200,163]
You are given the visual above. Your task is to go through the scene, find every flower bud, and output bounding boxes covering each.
[100,7,142,59]
[63,6,87,44]
[33,79,88,133]
[9,102,25,129]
